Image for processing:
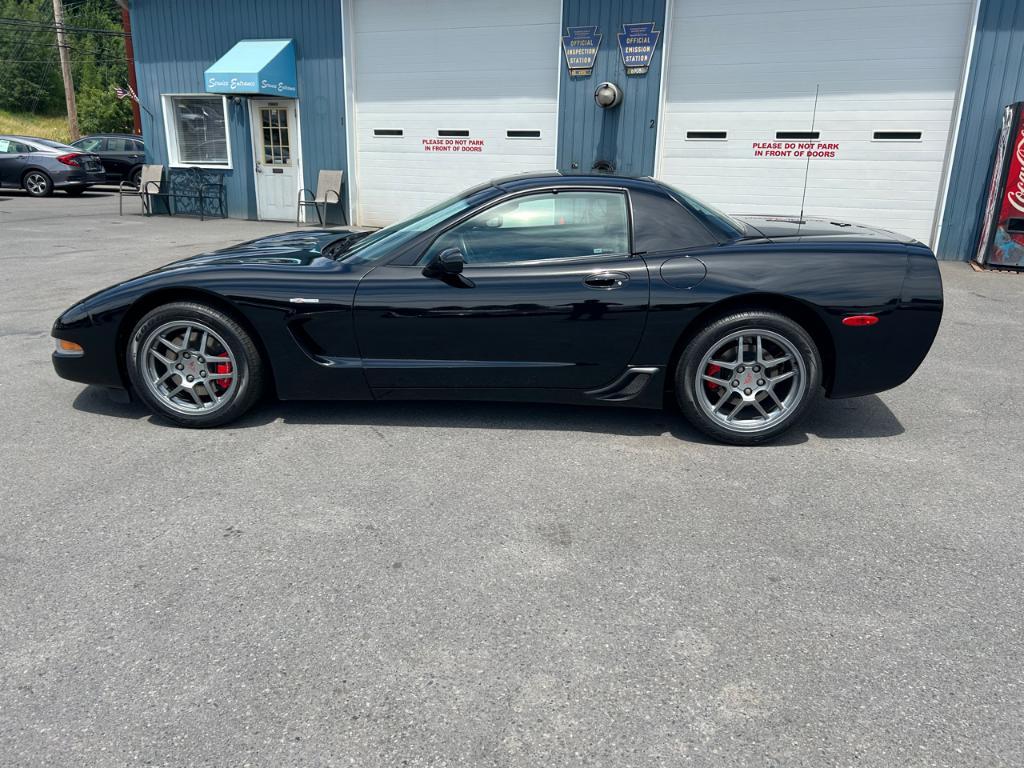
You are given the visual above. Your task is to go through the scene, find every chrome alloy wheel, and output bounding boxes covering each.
[140,321,238,415]
[694,329,806,433]
[24,172,48,195]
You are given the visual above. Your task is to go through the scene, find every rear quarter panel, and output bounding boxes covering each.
[635,241,942,398]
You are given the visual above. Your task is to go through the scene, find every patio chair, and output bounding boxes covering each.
[297,170,345,226]
[119,164,168,216]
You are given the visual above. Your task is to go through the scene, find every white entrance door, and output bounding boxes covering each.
[250,99,300,221]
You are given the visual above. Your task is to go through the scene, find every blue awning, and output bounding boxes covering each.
[204,39,297,97]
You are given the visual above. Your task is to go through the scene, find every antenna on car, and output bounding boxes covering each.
[797,83,820,237]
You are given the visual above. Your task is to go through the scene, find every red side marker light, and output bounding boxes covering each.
[842,314,879,327]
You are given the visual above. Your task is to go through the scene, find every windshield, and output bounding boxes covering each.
[659,182,745,239]
[333,182,500,265]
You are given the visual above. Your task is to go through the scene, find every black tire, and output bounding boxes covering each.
[126,301,265,427]
[129,167,142,189]
[64,187,86,196]
[22,170,53,197]
[675,311,821,445]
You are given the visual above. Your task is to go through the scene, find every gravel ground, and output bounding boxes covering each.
[1,188,1022,767]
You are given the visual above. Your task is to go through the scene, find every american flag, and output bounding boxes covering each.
[113,84,140,103]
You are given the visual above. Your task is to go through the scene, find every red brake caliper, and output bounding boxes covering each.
[213,360,233,393]
[705,363,722,389]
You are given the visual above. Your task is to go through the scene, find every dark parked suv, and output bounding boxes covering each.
[72,133,145,188]
[0,135,105,196]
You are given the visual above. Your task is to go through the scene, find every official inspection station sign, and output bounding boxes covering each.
[561,26,601,77]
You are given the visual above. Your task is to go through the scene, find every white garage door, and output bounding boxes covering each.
[657,0,974,245]
[348,0,560,227]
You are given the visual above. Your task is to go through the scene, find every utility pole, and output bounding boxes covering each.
[52,0,80,141]
[120,7,141,135]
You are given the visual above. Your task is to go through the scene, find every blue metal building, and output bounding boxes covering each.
[936,0,1024,262]
[127,0,1016,261]
[130,0,347,220]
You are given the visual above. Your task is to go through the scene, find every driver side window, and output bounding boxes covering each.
[76,137,106,152]
[422,190,629,266]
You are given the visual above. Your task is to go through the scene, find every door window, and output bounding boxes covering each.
[106,137,135,152]
[76,137,106,152]
[423,190,629,265]
[0,140,32,154]
[259,107,291,166]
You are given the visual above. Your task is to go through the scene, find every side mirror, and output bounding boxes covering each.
[426,247,465,276]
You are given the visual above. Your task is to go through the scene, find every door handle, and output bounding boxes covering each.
[584,271,629,290]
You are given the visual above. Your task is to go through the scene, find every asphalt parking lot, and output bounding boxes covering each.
[1,188,1023,767]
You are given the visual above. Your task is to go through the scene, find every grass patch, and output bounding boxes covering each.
[0,110,71,143]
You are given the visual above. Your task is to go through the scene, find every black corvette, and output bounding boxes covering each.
[52,173,942,444]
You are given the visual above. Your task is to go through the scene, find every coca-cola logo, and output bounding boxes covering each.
[1008,133,1024,214]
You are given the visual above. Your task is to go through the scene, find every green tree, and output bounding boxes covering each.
[0,0,63,113]
[0,0,132,132]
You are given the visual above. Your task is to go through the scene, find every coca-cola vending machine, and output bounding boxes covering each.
[975,102,1024,269]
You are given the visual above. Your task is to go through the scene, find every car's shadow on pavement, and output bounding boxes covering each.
[71,386,905,445]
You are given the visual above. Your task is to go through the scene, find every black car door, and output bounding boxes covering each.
[105,137,143,180]
[353,188,650,390]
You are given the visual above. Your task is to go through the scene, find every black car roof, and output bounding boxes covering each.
[492,171,656,192]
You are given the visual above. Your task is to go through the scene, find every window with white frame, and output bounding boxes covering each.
[163,95,231,167]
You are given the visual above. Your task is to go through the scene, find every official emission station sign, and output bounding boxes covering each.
[561,26,601,77]
[617,22,660,76]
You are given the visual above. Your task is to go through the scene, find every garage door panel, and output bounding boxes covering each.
[672,3,972,47]
[658,0,972,245]
[351,0,559,226]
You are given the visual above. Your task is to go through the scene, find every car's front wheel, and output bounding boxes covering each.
[126,302,265,427]
[23,170,53,197]
[676,311,821,445]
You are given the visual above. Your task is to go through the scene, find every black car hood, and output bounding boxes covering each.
[152,229,363,272]
[736,215,918,245]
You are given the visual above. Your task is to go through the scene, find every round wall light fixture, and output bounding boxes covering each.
[594,82,623,109]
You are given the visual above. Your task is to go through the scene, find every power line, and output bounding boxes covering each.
[0,17,128,37]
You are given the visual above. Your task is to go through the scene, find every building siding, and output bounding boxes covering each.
[557,0,667,177]
[129,0,347,219]
[937,0,1024,261]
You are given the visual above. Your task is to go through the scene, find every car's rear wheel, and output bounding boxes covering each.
[126,302,264,427]
[676,311,821,445]
[23,170,53,197]
[129,167,142,188]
